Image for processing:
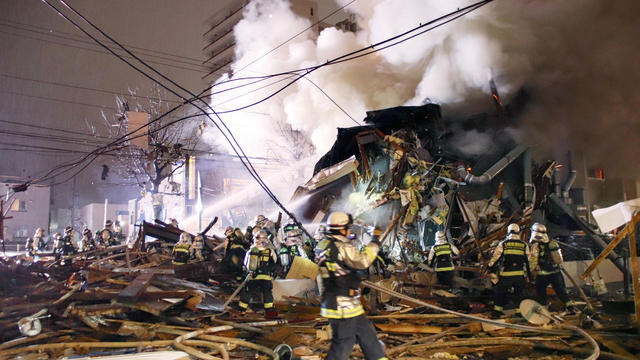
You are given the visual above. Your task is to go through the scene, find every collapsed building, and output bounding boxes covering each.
[293,101,631,282]
[2,101,640,359]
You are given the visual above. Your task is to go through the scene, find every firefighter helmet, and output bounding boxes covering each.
[326,212,353,232]
[35,228,45,236]
[105,219,113,228]
[83,228,92,236]
[507,223,520,235]
[507,232,521,241]
[179,232,192,244]
[224,226,234,237]
[283,219,299,233]
[255,214,267,227]
[64,226,73,234]
[531,222,548,243]
[435,230,447,243]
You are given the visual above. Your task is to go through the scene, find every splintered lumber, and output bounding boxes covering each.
[386,324,471,356]
[374,323,443,334]
[591,334,635,358]
[629,223,640,324]
[117,273,155,303]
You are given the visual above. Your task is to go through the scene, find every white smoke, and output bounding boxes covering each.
[205,0,640,179]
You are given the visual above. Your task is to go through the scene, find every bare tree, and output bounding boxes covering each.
[102,86,205,220]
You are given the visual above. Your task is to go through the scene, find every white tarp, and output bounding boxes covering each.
[592,198,640,233]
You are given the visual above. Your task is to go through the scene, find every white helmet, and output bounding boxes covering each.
[255,214,267,227]
[531,222,549,243]
[326,212,353,232]
[507,223,520,235]
[179,232,192,244]
[507,232,521,241]
[435,231,447,243]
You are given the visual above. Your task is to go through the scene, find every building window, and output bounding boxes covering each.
[10,200,27,212]
[310,7,313,16]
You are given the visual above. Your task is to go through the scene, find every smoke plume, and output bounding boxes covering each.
[206,0,640,179]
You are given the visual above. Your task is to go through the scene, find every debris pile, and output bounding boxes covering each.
[2,104,640,358]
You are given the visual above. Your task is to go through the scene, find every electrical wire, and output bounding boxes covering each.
[0,17,206,64]
[27,0,491,225]
[1,73,182,104]
[0,118,112,139]
[0,26,208,73]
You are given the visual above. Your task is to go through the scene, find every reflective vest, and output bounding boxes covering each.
[173,243,190,265]
[537,242,560,275]
[316,237,367,319]
[432,243,454,272]
[500,239,527,277]
[248,247,276,280]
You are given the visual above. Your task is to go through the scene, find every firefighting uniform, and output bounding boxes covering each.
[25,237,35,256]
[530,240,571,306]
[278,243,307,276]
[315,234,387,360]
[223,234,247,281]
[34,234,46,252]
[427,241,460,287]
[239,246,277,310]
[172,242,191,265]
[488,236,531,312]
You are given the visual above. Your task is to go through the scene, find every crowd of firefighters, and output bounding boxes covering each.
[23,219,124,264]
[20,212,574,360]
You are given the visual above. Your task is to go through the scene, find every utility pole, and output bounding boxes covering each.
[0,199,15,254]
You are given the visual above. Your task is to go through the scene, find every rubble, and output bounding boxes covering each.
[2,104,640,358]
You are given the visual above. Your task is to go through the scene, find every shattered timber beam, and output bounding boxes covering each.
[549,194,631,279]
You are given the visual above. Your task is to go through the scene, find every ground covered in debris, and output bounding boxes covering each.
[1,247,639,360]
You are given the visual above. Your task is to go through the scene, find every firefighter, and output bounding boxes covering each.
[56,227,77,265]
[33,227,47,252]
[191,234,205,261]
[24,236,35,257]
[487,223,531,316]
[114,220,124,244]
[97,220,116,247]
[528,223,573,309]
[172,232,191,265]
[238,230,278,318]
[81,228,97,252]
[315,212,387,360]
[427,231,459,287]
[278,224,308,277]
[223,226,248,281]
[53,232,63,260]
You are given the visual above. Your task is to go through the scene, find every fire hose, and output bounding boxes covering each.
[362,280,599,360]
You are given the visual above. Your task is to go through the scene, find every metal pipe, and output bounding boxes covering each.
[456,145,528,185]
[549,194,631,278]
[523,148,535,208]
[563,169,577,201]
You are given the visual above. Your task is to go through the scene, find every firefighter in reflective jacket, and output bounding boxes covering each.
[427,230,459,287]
[172,233,192,265]
[528,223,572,308]
[315,212,387,360]
[238,230,278,318]
[223,226,248,281]
[279,223,308,276]
[487,223,531,315]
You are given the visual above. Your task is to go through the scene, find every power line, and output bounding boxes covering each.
[0,18,207,65]
[0,118,111,139]
[0,89,119,111]
[27,0,490,198]
[1,73,182,104]
[0,28,208,74]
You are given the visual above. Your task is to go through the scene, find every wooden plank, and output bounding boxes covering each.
[629,221,640,325]
[591,334,635,358]
[374,323,443,334]
[117,273,155,303]
[581,220,632,280]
